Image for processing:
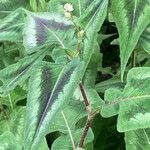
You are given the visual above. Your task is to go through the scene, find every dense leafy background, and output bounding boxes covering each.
[0,0,150,150]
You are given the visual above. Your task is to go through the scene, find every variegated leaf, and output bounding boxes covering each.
[110,0,150,80]
[78,0,108,73]
[0,50,48,96]
[23,12,74,53]
[0,8,25,42]
[24,58,84,150]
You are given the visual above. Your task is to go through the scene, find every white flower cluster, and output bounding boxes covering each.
[64,3,74,18]
[64,3,74,12]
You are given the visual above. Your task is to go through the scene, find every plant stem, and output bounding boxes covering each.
[78,117,92,148]
[131,49,137,67]
[78,83,93,148]
[79,83,90,107]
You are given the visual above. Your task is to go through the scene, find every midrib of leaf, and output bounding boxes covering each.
[33,66,75,141]
[44,24,65,48]
[0,23,24,32]
[6,53,41,88]
[131,0,137,30]
[61,111,76,150]
[111,0,150,80]
[84,0,103,31]
[78,0,82,16]
[106,94,150,106]
[143,129,150,145]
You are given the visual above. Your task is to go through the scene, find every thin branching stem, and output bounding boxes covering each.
[78,83,93,148]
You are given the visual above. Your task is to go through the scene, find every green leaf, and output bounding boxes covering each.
[101,88,122,118]
[0,8,25,42]
[24,58,84,150]
[30,0,46,12]
[51,128,94,150]
[0,132,21,150]
[9,107,26,146]
[0,86,26,107]
[80,51,104,111]
[115,67,150,132]
[48,99,87,150]
[0,50,47,96]
[125,128,150,150]
[139,25,150,54]
[77,0,108,28]
[0,107,25,148]
[0,0,29,18]
[110,0,150,80]
[23,12,74,53]
[79,0,108,73]
[48,100,86,133]
[96,74,125,93]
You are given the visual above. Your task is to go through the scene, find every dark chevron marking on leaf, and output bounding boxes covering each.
[34,16,73,44]
[7,58,37,88]
[33,65,76,141]
[0,50,48,95]
[123,0,150,31]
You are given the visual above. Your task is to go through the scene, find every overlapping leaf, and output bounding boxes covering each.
[0,0,29,18]
[48,100,86,134]
[30,0,46,12]
[139,25,150,54]
[51,128,94,150]
[101,88,122,118]
[0,132,21,150]
[24,58,84,150]
[125,128,150,150]
[78,0,108,73]
[0,8,25,42]
[0,50,47,96]
[110,0,150,80]
[23,12,75,53]
[117,68,150,132]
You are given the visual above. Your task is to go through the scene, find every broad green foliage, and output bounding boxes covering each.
[111,0,150,80]
[139,25,150,54]
[0,132,21,150]
[101,88,122,118]
[0,9,25,42]
[52,128,94,150]
[30,0,46,12]
[95,74,125,93]
[125,128,150,150]
[0,0,150,149]
[80,0,108,73]
[117,67,150,132]
[23,12,75,53]
[24,59,84,150]
[0,50,48,96]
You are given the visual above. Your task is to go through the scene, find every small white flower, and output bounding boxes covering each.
[64,12,71,18]
[64,3,74,12]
